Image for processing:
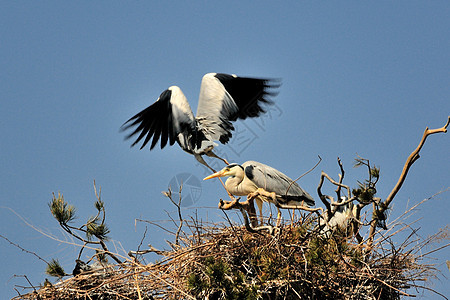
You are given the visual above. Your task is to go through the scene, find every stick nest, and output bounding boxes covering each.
[13,216,445,300]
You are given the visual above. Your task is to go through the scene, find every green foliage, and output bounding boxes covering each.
[370,166,380,179]
[256,249,286,282]
[352,157,380,205]
[94,198,105,211]
[205,257,228,286]
[187,257,259,300]
[307,236,338,267]
[48,187,110,241]
[373,208,388,229]
[187,273,206,296]
[49,192,76,224]
[45,184,120,281]
[86,216,110,241]
[46,258,66,278]
[306,232,364,278]
[352,156,391,229]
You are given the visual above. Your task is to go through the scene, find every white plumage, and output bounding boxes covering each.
[318,199,357,238]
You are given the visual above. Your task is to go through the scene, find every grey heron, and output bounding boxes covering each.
[203,161,315,225]
[121,73,279,171]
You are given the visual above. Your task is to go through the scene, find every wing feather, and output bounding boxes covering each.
[243,161,314,206]
[196,73,279,144]
[140,123,155,150]
[121,87,196,151]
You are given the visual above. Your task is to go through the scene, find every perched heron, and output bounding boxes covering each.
[121,73,279,171]
[204,161,315,225]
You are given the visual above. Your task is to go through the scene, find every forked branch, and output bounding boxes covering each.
[385,116,449,207]
[367,116,449,250]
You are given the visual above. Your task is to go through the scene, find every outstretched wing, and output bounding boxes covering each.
[121,86,196,150]
[196,73,279,144]
[243,161,314,206]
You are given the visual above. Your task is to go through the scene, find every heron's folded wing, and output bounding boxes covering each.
[196,73,279,144]
[243,161,314,206]
[121,87,195,150]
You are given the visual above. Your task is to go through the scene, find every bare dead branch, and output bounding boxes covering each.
[386,116,449,206]
[367,116,449,250]
[317,171,332,216]
[0,234,49,265]
[318,170,353,221]
[335,157,345,200]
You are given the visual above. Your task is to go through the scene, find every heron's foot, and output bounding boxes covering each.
[195,154,216,173]
[219,197,241,210]
[247,191,258,201]
[247,188,277,202]
[276,202,323,213]
[205,151,230,166]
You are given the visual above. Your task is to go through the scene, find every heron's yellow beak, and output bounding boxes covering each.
[203,169,226,180]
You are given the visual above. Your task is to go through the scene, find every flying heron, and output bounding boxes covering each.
[204,161,315,225]
[121,73,279,171]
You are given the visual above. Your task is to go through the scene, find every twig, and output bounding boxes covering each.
[285,155,322,196]
[0,234,49,265]
[99,240,122,264]
[318,170,352,221]
[135,218,177,236]
[12,275,38,294]
[335,157,345,200]
[163,186,185,247]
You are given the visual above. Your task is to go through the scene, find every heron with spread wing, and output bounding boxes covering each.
[121,73,279,171]
[204,161,315,225]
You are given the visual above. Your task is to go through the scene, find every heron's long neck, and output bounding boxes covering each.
[225,175,247,196]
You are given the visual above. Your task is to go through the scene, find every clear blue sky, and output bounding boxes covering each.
[1,2,449,299]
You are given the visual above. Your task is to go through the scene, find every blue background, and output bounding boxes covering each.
[1,2,449,299]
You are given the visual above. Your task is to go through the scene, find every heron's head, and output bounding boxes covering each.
[203,164,244,180]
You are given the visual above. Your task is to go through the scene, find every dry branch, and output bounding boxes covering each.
[386,116,449,206]
[367,116,449,249]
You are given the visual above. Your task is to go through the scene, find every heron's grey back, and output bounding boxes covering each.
[242,161,314,205]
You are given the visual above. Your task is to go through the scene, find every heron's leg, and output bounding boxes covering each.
[246,197,259,227]
[205,151,230,166]
[276,207,282,227]
[247,193,264,225]
[248,188,279,226]
[194,154,216,173]
[254,197,264,225]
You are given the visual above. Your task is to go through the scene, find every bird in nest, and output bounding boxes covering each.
[204,161,314,226]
